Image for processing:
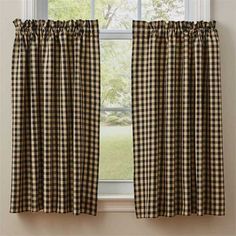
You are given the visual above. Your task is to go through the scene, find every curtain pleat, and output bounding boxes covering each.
[10,19,100,215]
[132,21,225,218]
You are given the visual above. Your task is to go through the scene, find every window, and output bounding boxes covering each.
[100,40,132,181]
[25,0,210,197]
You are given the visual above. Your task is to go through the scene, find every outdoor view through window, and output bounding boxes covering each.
[48,0,184,180]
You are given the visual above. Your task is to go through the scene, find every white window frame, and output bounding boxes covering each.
[23,0,210,39]
[22,0,210,212]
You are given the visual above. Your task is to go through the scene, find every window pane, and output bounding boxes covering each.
[95,0,136,29]
[100,111,132,180]
[100,40,132,180]
[100,40,131,108]
[142,0,184,21]
[48,0,90,20]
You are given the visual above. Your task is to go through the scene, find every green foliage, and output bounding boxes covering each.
[99,126,133,180]
[96,0,136,29]
[48,0,90,20]
[48,0,184,24]
[143,0,184,21]
[101,111,131,126]
[101,40,131,108]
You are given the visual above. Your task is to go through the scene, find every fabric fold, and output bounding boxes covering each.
[10,19,100,215]
[132,20,225,218]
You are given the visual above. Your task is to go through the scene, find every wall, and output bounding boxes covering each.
[0,0,235,235]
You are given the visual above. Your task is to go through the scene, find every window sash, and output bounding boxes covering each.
[101,107,131,112]
[25,0,210,39]
[98,180,134,196]
[26,0,210,39]
[100,30,132,40]
[26,0,210,23]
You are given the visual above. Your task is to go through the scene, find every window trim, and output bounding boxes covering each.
[98,180,133,196]
[101,107,131,112]
[23,0,210,39]
[98,180,134,212]
[22,0,210,212]
[100,30,132,40]
[185,0,211,21]
[98,193,134,212]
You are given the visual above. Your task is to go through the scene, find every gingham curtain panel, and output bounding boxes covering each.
[132,21,225,218]
[10,19,100,215]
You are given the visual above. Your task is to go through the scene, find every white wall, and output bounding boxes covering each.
[0,0,235,235]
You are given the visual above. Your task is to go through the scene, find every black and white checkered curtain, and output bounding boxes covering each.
[132,21,225,218]
[10,19,100,215]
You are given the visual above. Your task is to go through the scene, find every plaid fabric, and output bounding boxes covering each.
[10,19,100,215]
[132,21,225,218]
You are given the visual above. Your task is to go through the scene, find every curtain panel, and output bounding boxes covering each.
[132,21,225,218]
[10,19,100,215]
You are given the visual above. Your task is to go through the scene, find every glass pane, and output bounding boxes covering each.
[100,40,131,108]
[142,0,184,21]
[48,0,90,20]
[95,0,136,29]
[100,111,132,180]
[100,40,132,180]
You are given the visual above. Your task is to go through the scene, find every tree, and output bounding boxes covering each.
[48,0,90,20]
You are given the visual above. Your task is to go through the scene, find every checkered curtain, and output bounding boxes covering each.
[10,19,100,215]
[132,21,225,218]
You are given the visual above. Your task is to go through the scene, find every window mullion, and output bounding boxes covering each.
[91,0,95,19]
[184,0,190,21]
[99,32,132,40]
[186,0,211,21]
[137,0,141,20]
[101,108,131,112]
[36,0,48,20]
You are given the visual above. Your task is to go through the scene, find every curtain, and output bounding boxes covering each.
[10,19,100,215]
[132,21,225,218]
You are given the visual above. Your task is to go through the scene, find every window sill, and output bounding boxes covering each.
[97,194,134,212]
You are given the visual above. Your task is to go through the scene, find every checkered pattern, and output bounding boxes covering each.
[132,21,225,218]
[10,19,100,215]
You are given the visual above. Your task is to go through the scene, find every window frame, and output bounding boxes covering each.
[23,0,211,25]
[22,0,210,210]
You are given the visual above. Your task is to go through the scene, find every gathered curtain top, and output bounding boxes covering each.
[14,19,217,36]
[133,20,217,35]
[13,19,99,35]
